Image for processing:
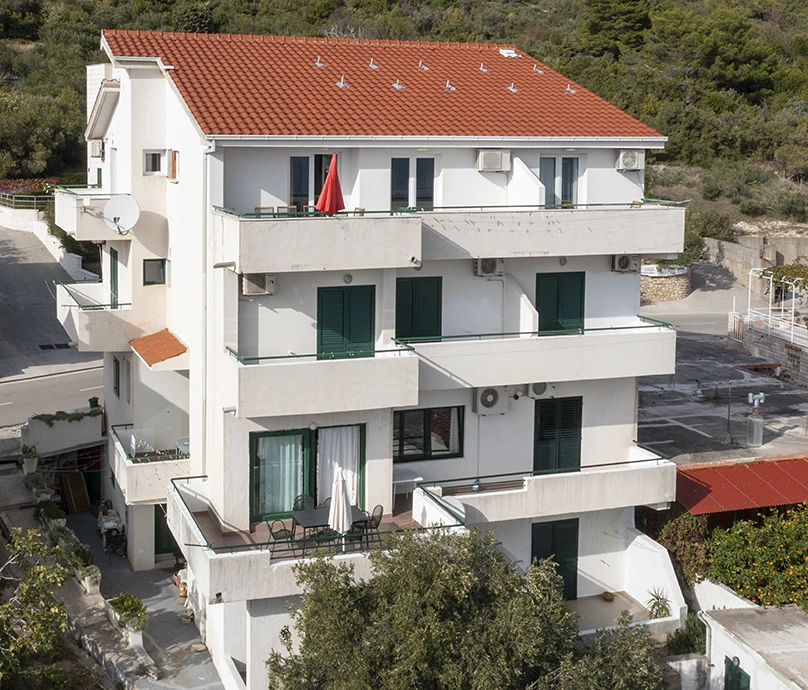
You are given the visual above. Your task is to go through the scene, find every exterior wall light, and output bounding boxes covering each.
[343,274,353,284]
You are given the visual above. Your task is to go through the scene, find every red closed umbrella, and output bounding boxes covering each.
[315,153,345,215]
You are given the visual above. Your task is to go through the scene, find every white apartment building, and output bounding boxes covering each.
[55,30,687,690]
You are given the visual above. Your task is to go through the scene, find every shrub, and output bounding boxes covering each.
[667,613,706,655]
[738,199,766,216]
[687,207,737,242]
[773,191,808,222]
[111,592,149,631]
[34,501,65,522]
[658,512,710,586]
[709,504,808,607]
[645,587,671,619]
[70,543,93,569]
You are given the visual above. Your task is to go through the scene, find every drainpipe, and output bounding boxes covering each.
[488,275,506,334]
[697,610,713,672]
[200,140,215,475]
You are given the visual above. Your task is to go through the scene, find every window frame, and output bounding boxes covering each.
[143,150,164,175]
[538,154,581,208]
[124,357,131,404]
[143,259,167,286]
[393,405,464,463]
[112,356,120,398]
[390,156,437,210]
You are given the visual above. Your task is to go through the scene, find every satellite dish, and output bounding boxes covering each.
[103,195,140,235]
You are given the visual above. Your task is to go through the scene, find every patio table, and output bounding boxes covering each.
[292,505,367,532]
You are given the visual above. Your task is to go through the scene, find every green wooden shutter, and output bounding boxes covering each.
[346,285,375,357]
[724,658,750,690]
[318,287,347,359]
[557,397,582,472]
[534,399,559,473]
[531,522,554,564]
[554,519,579,600]
[395,279,414,338]
[536,274,560,332]
[414,277,441,338]
[558,273,585,330]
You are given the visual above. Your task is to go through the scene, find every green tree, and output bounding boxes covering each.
[578,0,650,59]
[0,529,69,680]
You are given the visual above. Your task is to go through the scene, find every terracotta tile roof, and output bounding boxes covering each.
[677,456,808,515]
[101,30,661,139]
[130,329,187,366]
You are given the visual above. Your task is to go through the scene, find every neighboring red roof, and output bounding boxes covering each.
[130,329,187,366]
[101,30,662,139]
[677,456,808,515]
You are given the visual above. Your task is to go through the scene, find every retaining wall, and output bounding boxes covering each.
[740,316,808,387]
[0,205,97,280]
[704,238,775,298]
[641,266,692,304]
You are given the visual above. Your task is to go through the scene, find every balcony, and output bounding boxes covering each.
[420,203,685,260]
[227,347,419,418]
[166,476,462,603]
[401,318,676,390]
[111,425,191,504]
[211,207,422,274]
[56,281,165,352]
[416,444,676,525]
[54,188,123,241]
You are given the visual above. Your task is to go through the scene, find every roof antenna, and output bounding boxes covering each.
[533,64,544,75]
[336,75,349,89]
[479,63,488,73]
[315,55,325,68]
[392,78,405,90]
[418,60,429,71]
[507,82,518,93]
[445,80,456,92]
[565,83,576,94]
[369,58,378,69]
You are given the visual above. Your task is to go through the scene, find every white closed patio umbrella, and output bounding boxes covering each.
[328,470,353,551]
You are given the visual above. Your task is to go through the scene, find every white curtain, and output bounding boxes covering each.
[254,434,303,516]
[448,407,460,454]
[317,426,360,505]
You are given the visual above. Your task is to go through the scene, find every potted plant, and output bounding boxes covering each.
[76,564,102,595]
[646,587,671,619]
[601,591,616,602]
[107,592,149,644]
[35,500,66,529]
[25,472,53,502]
[88,396,100,409]
[20,444,39,475]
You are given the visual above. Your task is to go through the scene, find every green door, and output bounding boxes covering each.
[534,397,582,474]
[396,277,442,340]
[723,657,750,690]
[317,285,375,359]
[79,447,102,505]
[532,519,579,600]
[154,504,178,555]
[109,247,119,309]
[536,272,584,332]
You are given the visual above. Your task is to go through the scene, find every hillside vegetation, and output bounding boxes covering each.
[4,0,808,222]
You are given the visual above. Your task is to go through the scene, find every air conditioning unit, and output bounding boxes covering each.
[616,150,645,171]
[476,149,511,172]
[89,140,104,159]
[473,258,504,277]
[242,273,276,296]
[527,382,553,399]
[611,254,641,273]
[473,386,509,416]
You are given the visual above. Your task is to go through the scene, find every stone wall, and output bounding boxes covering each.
[704,238,776,298]
[641,266,692,305]
[738,316,808,387]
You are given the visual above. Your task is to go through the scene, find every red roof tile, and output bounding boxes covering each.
[101,30,661,139]
[677,457,808,515]
[130,329,187,366]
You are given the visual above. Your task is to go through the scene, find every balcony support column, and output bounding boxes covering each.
[126,503,156,571]
[380,268,396,347]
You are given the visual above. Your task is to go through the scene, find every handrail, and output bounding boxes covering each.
[0,192,53,210]
[226,342,414,363]
[56,281,131,310]
[170,475,463,555]
[56,184,106,196]
[393,317,675,345]
[212,198,686,219]
[111,424,190,463]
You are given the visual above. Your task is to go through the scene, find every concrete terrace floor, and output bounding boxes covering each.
[68,513,224,690]
[569,591,650,633]
[640,262,808,465]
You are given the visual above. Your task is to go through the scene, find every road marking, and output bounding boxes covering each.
[0,364,102,385]
[80,386,104,392]
[0,401,13,406]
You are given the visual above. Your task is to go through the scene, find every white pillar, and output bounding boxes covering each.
[127,503,156,571]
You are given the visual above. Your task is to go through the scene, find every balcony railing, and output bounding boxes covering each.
[57,280,131,310]
[226,343,413,364]
[0,192,53,211]
[111,424,190,463]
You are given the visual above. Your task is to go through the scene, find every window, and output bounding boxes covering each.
[534,397,582,474]
[396,277,442,340]
[124,358,131,404]
[538,156,580,207]
[561,157,579,206]
[723,657,750,690]
[143,259,166,285]
[536,272,585,332]
[112,356,120,398]
[144,151,163,174]
[393,406,463,462]
[416,158,435,208]
[167,150,179,181]
[539,157,557,207]
[532,519,578,599]
[317,285,375,359]
[290,156,310,211]
[314,153,334,200]
[391,158,410,210]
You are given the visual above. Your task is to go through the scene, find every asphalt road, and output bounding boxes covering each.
[0,367,103,427]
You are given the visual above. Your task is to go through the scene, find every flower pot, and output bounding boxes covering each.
[22,455,38,475]
[34,490,52,502]
[88,396,99,409]
[47,518,67,530]
[126,625,143,648]
[602,591,616,602]
[75,568,100,595]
